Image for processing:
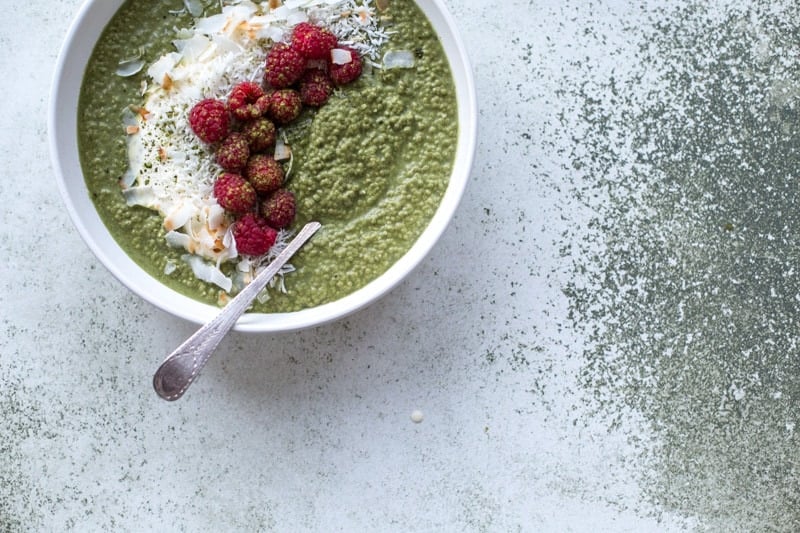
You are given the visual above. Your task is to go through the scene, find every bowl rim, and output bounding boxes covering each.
[48,0,477,333]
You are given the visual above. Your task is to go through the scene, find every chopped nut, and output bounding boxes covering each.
[126,125,140,135]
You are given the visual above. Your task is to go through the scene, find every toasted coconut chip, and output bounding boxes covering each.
[383,49,415,69]
[354,5,372,25]
[193,13,227,35]
[164,201,195,231]
[212,34,243,55]
[161,73,174,91]
[146,52,181,85]
[207,203,227,231]
[175,34,212,61]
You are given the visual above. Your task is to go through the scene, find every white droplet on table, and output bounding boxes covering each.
[410,410,424,423]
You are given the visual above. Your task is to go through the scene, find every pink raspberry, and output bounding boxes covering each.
[299,68,334,107]
[330,46,363,85]
[266,89,303,125]
[246,154,284,195]
[213,173,257,214]
[240,117,276,153]
[233,213,278,256]
[189,99,230,143]
[264,43,306,89]
[216,132,250,172]
[261,188,296,229]
[228,81,268,121]
[291,22,338,60]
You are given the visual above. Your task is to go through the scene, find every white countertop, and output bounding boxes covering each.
[3,0,798,531]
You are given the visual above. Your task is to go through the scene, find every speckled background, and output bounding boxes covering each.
[3,0,799,531]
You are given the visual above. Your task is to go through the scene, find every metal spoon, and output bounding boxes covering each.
[153,221,321,401]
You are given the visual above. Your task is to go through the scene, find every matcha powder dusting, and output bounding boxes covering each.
[558,1,800,530]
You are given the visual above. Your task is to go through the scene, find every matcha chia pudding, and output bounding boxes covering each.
[78,0,457,312]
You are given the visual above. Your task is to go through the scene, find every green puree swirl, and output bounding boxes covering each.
[78,0,457,312]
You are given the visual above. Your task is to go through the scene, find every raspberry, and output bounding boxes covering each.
[245,154,284,195]
[213,173,257,214]
[228,81,268,121]
[299,68,334,107]
[261,188,296,229]
[264,43,306,89]
[266,89,303,125]
[240,117,276,153]
[291,22,338,60]
[189,99,230,143]
[330,46,363,85]
[233,213,278,256]
[216,132,250,172]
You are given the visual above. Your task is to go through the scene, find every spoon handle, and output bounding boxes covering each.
[152,221,321,401]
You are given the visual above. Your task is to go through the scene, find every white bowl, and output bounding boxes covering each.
[49,0,477,333]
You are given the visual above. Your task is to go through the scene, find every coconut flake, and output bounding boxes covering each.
[286,9,309,25]
[165,230,193,250]
[383,49,415,69]
[146,52,182,85]
[194,12,228,35]
[182,254,232,291]
[274,137,292,161]
[164,201,196,231]
[175,34,213,61]
[331,47,353,65]
[207,203,227,230]
[116,58,145,77]
[183,0,205,17]
[122,186,158,208]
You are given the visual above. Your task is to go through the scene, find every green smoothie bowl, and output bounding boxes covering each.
[49,0,476,332]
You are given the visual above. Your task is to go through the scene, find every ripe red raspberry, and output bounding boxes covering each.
[291,22,337,60]
[330,46,363,85]
[233,213,278,256]
[299,68,334,107]
[264,43,306,89]
[189,99,230,143]
[245,154,284,194]
[261,188,296,229]
[266,89,303,125]
[216,132,250,172]
[213,173,257,214]
[240,117,276,153]
[228,81,268,121]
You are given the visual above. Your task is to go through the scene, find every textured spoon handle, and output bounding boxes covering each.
[152,221,322,401]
